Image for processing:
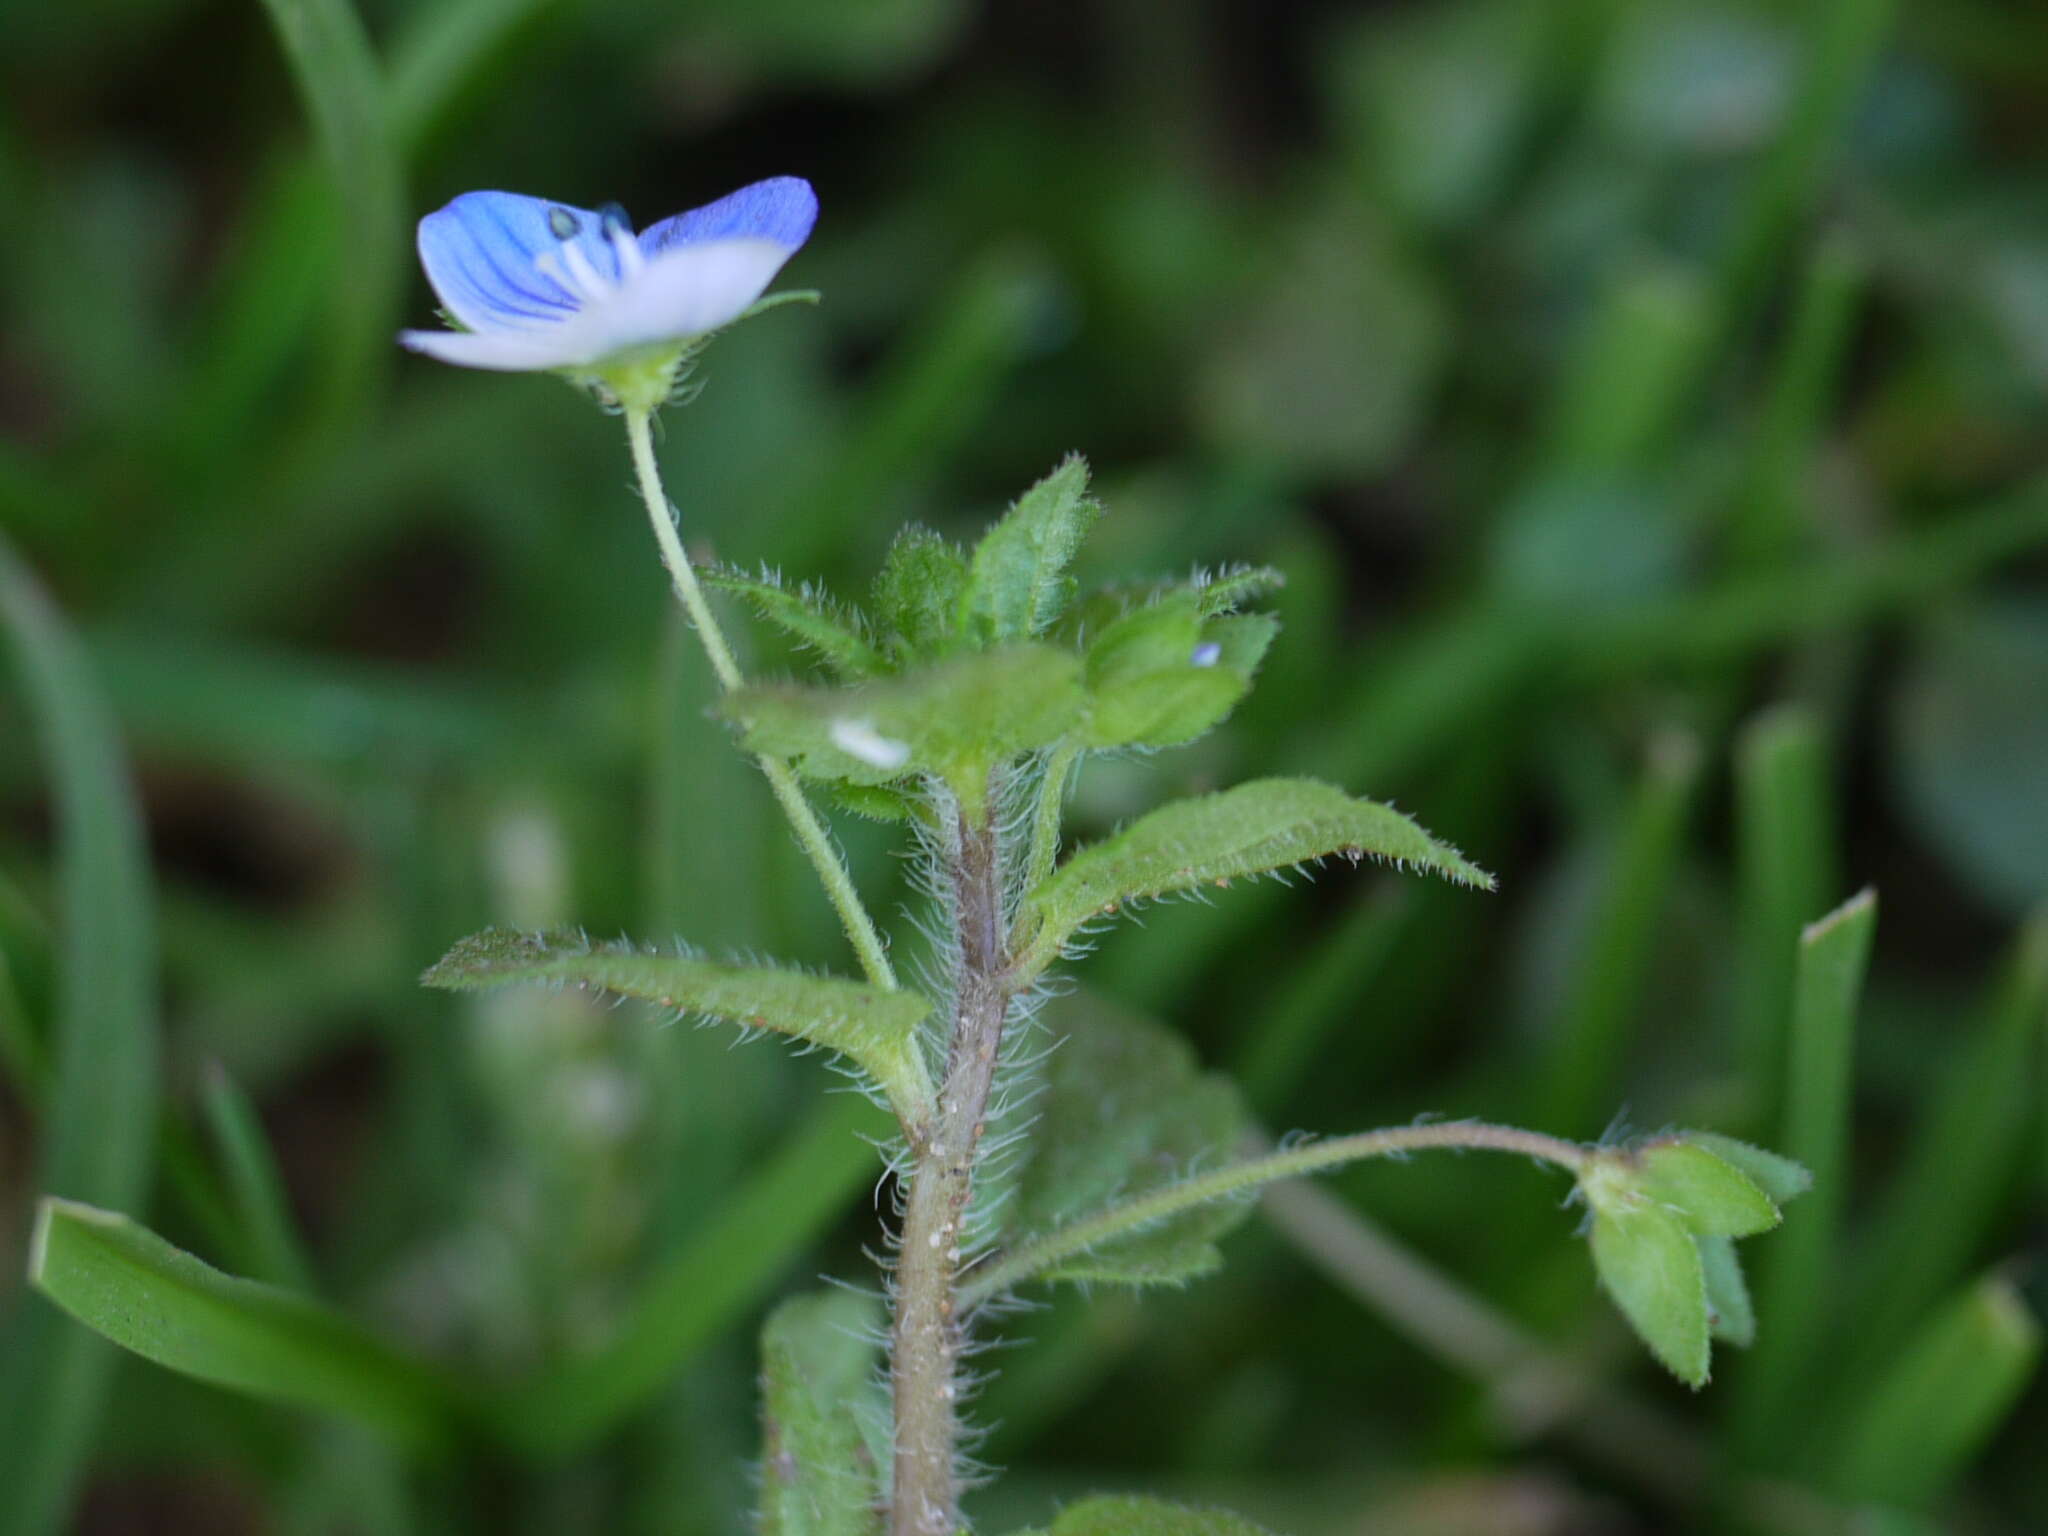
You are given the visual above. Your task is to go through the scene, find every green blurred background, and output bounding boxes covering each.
[2,0,2046,1530]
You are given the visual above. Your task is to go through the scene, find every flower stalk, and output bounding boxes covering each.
[623,408,900,996]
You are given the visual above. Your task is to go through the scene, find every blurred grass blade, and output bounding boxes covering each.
[1733,706,1839,1132]
[29,1201,455,1450]
[1573,476,2048,674]
[201,1064,318,1293]
[387,0,564,153]
[1730,888,1875,1464]
[169,166,335,488]
[0,928,45,1106]
[281,1427,420,1536]
[1828,1273,2041,1508]
[1842,912,2046,1383]
[1231,886,1408,1114]
[1713,0,1898,336]
[1541,260,1712,478]
[256,0,403,420]
[0,538,160,1536]
[1535,731,1702,1137]
[781,250,1052,568]
[493,1094,889,1454]
[1732,234,1867,569]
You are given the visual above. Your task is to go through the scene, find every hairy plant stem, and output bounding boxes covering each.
[623,408,899,995]
[890,788,1012,1536]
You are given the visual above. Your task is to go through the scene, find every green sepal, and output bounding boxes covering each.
[1588,1196,1711,1387]
[1043,1495,1281,1535]
[871,525,968,663]
[959,455,1100,646]
[1680,1131,1813,1206]
[1013,777,1493,979]
[725,645,1085,802]
[758,1291,886,1536]
[705,567,888,680]
[422,927,935,1120]
[1635,1140,1781,1237]
[1698,1234,1756,1347]
[999,1000,1253,1288]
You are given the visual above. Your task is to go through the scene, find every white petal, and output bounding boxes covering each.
[575,238,794,358]
[397,327,591,372]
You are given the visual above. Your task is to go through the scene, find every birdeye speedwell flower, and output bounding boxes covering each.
[399,176,817,411]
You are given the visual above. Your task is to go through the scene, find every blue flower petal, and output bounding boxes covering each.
[638,177,818,259]
[416,191,629,333]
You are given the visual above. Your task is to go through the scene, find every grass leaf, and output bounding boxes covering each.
[0,538,160,1536]
[28,1200,455,1450]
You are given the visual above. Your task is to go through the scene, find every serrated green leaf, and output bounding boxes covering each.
[727,645,1085,801]
[1698,1235,1756,1347]
[1635,1141,1780,1237]
[1047,1495,1281,1536]
[1830,1273,2041,1508]
[28,1200,454,1448]
[961,455,1100,646]
[1207,611,1279,671]
[758,1291,886,1536]
[1193,565,1287,615]
[1079,592,1262,749]
[422,928,934,1118]
[1065,564,1286,639]
[872,525,968,661]
[1588,1199,1710,1387]
[998,1000,1252,1288]
[1086,668,1251,751]
[706,567,887,680]
[831,783,917,822]
[1014,778,1493,979]
[1679,1131,1812,1206]
[1085,592,1207,683]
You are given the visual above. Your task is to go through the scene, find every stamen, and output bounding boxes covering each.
[606,217,645,281]
[532,248,579,301]
[559,238,612,302]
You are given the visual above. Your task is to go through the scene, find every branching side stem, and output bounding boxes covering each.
[960,1121,1589,1306]
[1022,741,1078,894]
[624,409,900,996]
[890,792,1013,1536]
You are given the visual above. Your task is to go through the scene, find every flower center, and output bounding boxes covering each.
[530,207,645,312]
